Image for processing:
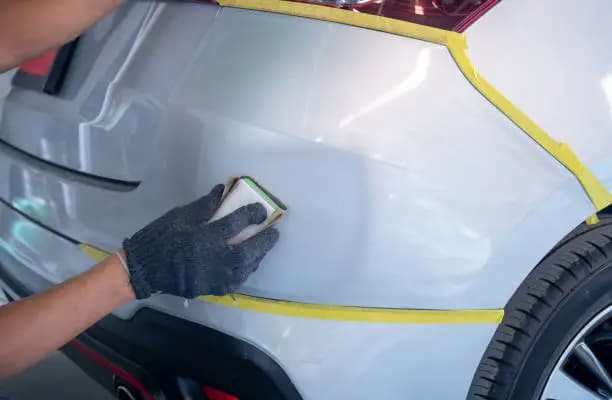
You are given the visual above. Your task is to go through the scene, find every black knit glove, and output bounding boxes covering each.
[123,184,279,299]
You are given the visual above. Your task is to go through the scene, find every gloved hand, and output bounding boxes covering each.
[122,184,279,299]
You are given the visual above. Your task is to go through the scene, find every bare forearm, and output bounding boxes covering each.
[0,254,134,379]
[0,185,279,379]
[0,0,125,72]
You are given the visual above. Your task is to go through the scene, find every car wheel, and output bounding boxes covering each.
[468,214,612,399]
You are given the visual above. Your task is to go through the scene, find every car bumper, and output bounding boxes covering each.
[0,199,498,399]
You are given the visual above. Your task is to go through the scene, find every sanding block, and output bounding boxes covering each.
[210,176,286,244]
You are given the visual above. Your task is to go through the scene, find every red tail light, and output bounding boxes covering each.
[288,0,500,32]
[202,385,239,400]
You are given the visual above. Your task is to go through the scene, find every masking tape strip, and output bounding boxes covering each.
[79,243,503,324]
[75,1,608,324]
[199,293,504,324]
[586,214,600,225]
[217,0,451,45]
[78,243,113,263]
[216,0,612,213]
[445,35,612,211]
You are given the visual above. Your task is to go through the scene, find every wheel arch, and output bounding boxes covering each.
[472,176,596,310]
[467,183,612,400]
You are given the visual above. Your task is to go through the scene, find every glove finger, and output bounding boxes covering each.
[236,248,268,275]
[248,253,268,273]
[209,203,267,240]
[228,259,265,293]
[230,227,279,266]
[186,184,225,224]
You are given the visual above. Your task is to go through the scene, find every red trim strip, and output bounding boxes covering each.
[70,339,154,400]
[19,51,57,76]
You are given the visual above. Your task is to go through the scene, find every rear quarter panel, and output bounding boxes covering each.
[0,1,597,309]
[467,0,612,190]
[0,2,606,398]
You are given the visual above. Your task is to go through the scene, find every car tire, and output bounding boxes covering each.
[467,214,612,399]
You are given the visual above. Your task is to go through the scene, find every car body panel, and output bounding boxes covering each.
[0,1,609,398]
[0,3,597,311]
[467,0,612,187]
[0,199,497,399]
[0,2,216,182]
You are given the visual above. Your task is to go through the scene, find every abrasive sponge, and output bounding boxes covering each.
[210,176,286,244]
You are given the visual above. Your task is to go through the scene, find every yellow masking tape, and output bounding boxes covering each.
[445,34,612,211]
[586,214,600,225]
[217,0,451,46]
[78,243,111,263]
[216,0,612,214]
[76,2,610,324]
[200,293,504,324]
[79,243,503,324]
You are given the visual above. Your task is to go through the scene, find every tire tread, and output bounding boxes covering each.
[467,215,612,399]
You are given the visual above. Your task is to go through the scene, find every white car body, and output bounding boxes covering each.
[0,1,611,398]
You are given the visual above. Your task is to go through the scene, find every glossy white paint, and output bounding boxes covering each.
[0,2,609,398]
[467,0,612,187]
[0,199,498,399]
[0,2,179,181]
[140,296,498,400]
[0,3,596,310]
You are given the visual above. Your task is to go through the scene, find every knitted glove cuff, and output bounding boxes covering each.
[122,237,154,299]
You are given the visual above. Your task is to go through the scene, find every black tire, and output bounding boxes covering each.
[467,214,612,399]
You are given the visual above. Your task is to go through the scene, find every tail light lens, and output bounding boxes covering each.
[286,0,500,32]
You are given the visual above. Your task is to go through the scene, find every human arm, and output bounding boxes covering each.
[0,0,125,73]
[0,252,133,378]
[0,184,279,378]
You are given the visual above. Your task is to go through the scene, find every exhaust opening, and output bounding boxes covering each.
[115,383,140,400]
